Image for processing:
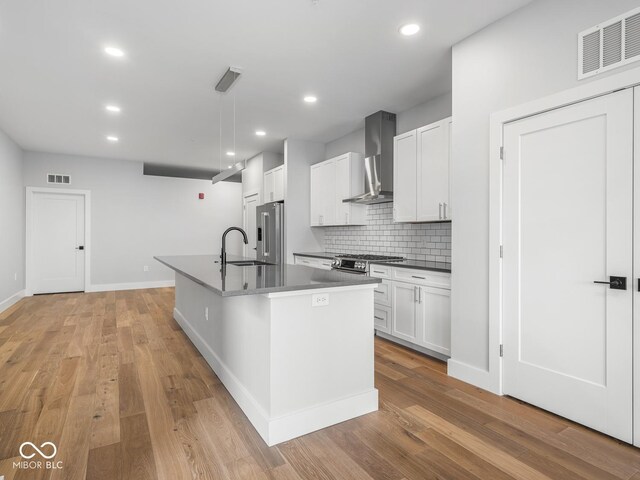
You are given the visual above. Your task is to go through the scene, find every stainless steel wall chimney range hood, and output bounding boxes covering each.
[343,111,396,204]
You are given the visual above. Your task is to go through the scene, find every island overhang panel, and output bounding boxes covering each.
[162,258,379,446]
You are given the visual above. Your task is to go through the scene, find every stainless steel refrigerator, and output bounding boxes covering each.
[256,201,284,265]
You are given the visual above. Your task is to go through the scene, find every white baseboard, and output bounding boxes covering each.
[174,307,378,446]
[0,289,26,315]
[88,279,175,293]
[447,358,500,395]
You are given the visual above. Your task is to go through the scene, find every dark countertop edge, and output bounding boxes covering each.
[293,252,338,259]
[370,260,452,274]
[154,256,380,297]
[293,252,451,274]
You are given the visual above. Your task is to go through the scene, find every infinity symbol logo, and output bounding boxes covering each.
[19,442,57,460]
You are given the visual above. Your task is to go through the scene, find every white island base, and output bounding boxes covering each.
[173,272,379,446]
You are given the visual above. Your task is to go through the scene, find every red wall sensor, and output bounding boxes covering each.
[198,193,205,200]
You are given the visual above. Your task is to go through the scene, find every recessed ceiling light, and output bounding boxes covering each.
[303,95,317,103]
[104,46,125,57]
[106,135,119,142]
[255,130,266,136]
[399,24,420,36]
[226,151,235,156]
[228,165,232,169]
[105,105,121,113]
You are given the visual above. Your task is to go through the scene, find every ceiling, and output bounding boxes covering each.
[0,0,531,169]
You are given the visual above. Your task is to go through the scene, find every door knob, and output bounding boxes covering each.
[75,246,85,251]
[593,276,626,290]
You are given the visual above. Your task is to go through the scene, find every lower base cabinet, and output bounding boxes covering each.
[373,268,451,358]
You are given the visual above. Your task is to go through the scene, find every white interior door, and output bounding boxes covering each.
[634,87,640,447]
[243,193,259,259]
[502,89,633,443]
[31,191,86,294]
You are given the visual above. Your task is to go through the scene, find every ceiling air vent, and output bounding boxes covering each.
[579,7,640,79]
[47,174,71,185]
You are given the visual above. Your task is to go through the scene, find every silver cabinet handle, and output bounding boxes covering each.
[345,212,349,224]
[411,275,425,280]
[443,202,448,219]
[372,270,385,274]
[439,203,443,220]
[418,287,422,304]
[374,315,384,321]
[414,286,418,302]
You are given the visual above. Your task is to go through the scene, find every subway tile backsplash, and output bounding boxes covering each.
[323,203,452,263]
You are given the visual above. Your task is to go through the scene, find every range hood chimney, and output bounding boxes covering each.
[343,110,396,204]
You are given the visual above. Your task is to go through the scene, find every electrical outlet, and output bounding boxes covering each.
[143,266,149,272]
[312,293,329,307]
[14,272,17,281]
[205,307,209,321]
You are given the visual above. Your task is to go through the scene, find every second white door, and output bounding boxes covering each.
[30,191,86,294]
[502,89,633,443]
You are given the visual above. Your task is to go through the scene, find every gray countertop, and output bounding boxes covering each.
[293,252,452,273]
[155,254,380,297]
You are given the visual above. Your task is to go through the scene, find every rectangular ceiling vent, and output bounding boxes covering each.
[579,6,640,79]
[47,173,71,185]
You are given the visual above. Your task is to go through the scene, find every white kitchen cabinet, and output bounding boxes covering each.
[392,131,418,222]
[373,266,451,358]
[264,165,284,203]
[310,160,336,226]
[391,281,420,344]
[374,304,391,334]
[393,117,452,223]
[310,153,366,226]
[293,255,333,270]
[417,286,451,356]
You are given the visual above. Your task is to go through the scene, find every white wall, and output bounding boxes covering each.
[324,92,452,158]
[284,139,325,263]
[23,152,243,290]
[450,0,640,390]
[0,128,25,306]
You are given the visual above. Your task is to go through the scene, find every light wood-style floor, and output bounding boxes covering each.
[0,289,639,480]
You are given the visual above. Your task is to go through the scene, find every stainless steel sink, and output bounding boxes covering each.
[226,260,273,266]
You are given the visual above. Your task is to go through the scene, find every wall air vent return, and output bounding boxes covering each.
[579,7,640,79]
[47,174,71,185]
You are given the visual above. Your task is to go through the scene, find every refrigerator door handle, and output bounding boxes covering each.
[262,212,270,257]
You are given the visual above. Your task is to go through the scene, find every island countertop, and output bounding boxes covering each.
[155,254,381,297]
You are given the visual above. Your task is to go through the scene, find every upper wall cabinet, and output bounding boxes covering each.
[310,153,367,227]
[393,117,452,223]
[264,165,285,203]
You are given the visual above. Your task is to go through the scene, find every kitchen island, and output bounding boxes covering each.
[154,254,380,446]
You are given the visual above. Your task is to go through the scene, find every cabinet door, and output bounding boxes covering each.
[393,130,417,222]
[273,166,284,202]
[264,171,275,203]
[417,120,449,222]
[319,161,336,225]
[418,286,451,356]
[374,305,391,334]
[335,155,350,225]
[391,282,419,343]
[310,165,322,226]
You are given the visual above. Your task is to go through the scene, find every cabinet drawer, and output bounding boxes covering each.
[392,268,450,289]
[374,305,391,334]
[294,255,332,270]
[369,264,391,278]
[373,279,391,306]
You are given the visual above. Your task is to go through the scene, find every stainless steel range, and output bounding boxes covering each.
[331,254,404,275]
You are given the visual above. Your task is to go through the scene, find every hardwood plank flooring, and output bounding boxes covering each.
[0,289,638,480]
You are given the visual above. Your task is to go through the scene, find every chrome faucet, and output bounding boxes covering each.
[221,227,249,264]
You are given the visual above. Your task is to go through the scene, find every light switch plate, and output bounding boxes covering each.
[312,293,329,307]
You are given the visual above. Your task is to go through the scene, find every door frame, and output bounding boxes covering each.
[25,187,92,296]
[242,190,260,257]
[487,66,640,446]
